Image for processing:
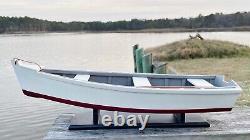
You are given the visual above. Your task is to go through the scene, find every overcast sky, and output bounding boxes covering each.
[0,0,250,22]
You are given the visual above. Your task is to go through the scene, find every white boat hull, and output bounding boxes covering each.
[12,59,241,113]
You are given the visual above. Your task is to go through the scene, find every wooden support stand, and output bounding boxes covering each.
[68,110,210,130]
[93,109,99,125]
[174,113,185,123]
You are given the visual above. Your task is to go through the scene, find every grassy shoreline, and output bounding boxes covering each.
[147,39,250,61]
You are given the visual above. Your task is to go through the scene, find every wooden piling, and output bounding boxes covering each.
[132,44,167,74]
[142,53,153,73]
[135,48,144,73]
[132,44,139,72]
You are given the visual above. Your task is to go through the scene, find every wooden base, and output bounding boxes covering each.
[69,122,210,130]
[68,109,210,130]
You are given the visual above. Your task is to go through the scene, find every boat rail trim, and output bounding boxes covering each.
[37,70,242,95]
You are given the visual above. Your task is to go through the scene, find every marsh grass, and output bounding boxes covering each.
[146,39,250,61]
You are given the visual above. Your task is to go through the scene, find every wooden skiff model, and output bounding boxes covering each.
[12,58,241,114]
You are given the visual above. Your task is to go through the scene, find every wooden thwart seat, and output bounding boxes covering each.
[187,79,214,88]
[132,77,151,87]
[74,74,90,81]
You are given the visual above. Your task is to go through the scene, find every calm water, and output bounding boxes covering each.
[1,32,250,139]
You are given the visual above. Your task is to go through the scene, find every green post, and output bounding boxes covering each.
[135,48,144,73]
[132,44,139,72]
[153,62,167,74]
[142,53,153,73]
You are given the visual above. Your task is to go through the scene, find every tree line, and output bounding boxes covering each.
[1,12,250,33]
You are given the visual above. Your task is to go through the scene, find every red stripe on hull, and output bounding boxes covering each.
[22,90,232,114]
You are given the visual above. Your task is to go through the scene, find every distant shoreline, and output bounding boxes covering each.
[1,26,250,34]
[96,26,250,33]
[2,12,250,34]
